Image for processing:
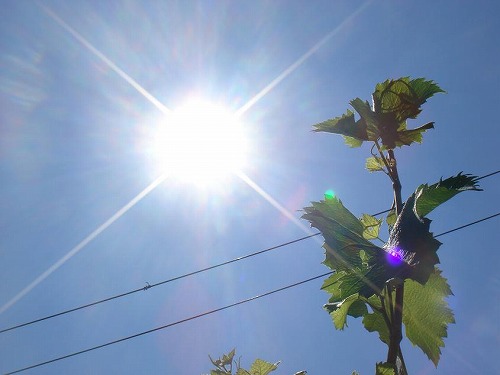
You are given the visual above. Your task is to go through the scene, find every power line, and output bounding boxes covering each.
[0,169,498,334]
[1,171,498,335]
[4,272,333,375]
[4,210,500,373]
[0,233,320,334]
[434,212,499,237]
[5,210,500,374]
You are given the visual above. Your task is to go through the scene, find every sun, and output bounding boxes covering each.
[147,97,250,187]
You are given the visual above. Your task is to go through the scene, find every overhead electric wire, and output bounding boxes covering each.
[4,211,500,375]
[1,170,498,335]
[434,212,499,237]
[0,233,321,334]
[0,212,500,340]
[4,272,333,375]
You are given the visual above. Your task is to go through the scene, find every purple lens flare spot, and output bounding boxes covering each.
[386,246,404,266]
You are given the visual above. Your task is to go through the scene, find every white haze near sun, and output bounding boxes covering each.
[142,97,251,188]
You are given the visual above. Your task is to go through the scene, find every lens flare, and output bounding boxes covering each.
[385,246,404,266]
[324,189,336,200]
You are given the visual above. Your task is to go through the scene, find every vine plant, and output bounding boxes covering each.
[302,77,481,374]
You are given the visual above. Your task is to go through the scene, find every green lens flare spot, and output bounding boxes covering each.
[324,189,336,200]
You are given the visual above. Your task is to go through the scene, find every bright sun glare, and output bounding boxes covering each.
[149,97,250,187]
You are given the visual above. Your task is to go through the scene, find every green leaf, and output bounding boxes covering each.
[343,135,364,147]
[386,208,396,227]
[360,214,383,240]
[403,268,455,366]
[324,293,367,330]
[383,194,442,284]
[302,198,379,271]
[415,173,482,217]
[394,121,434,147]
[349,98,379,140]
[373,77,444,121]
[371,77,444,149]
[363,308,390,345]
[247,359,280,375]
[375,362,396,375]
[313,109,369,141]
[366,156,385,172]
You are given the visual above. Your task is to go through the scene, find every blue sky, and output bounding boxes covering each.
[1,1,499,374]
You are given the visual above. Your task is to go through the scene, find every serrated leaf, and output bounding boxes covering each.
[331,264,387,299]
[363,308,390,345]
[348,299,369,318]
[373,77,444,121]
[403,268,454,366]
[350,98,379,140]
[394,121,434,147]
[376,362,396,375]
[415,173,482,217]
[248,359,280,375]
[371,77,444,149]
[302,198,379,271]
[383,195,442,284]
[343,135,364,147]
[313,109,369,141]
[324,293,366,330]
[366,156,385,172]
[360,213,383,240]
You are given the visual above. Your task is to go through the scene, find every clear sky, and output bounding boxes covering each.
[1,1,499,374]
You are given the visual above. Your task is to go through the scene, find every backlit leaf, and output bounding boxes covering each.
[386,208,396,227]
[363,308,390,345]
[248,359,280,375]
[350,98,379,140]
[403,269,454,366]
[375,362,396,375]
[414,173,482,217]
[313,110,369,142]
[303,198,379,271]
[366,156,385,172]
[360,214,383,240]
[343,135,364,147]
[324,293,367,330]
[373,77,444,121]
[394,121,434,147]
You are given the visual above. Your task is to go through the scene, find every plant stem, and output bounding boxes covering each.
[385,148,405,374]
[387,149,402,214]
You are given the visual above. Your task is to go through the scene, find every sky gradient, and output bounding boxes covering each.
[1,1,499,374]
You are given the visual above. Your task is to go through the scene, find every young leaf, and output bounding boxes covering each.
[375,362,396,375]
[373,77,444,121]
[371,77,444,149]
[386,208,396,227]
[403,268,454,366]
[414,173,482,217]
[393,121,434,147]
[366,156,385,172]
[247,359,280,375]
[360,214,383,240]
[349,98,379,140]
[313,109,369,142]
